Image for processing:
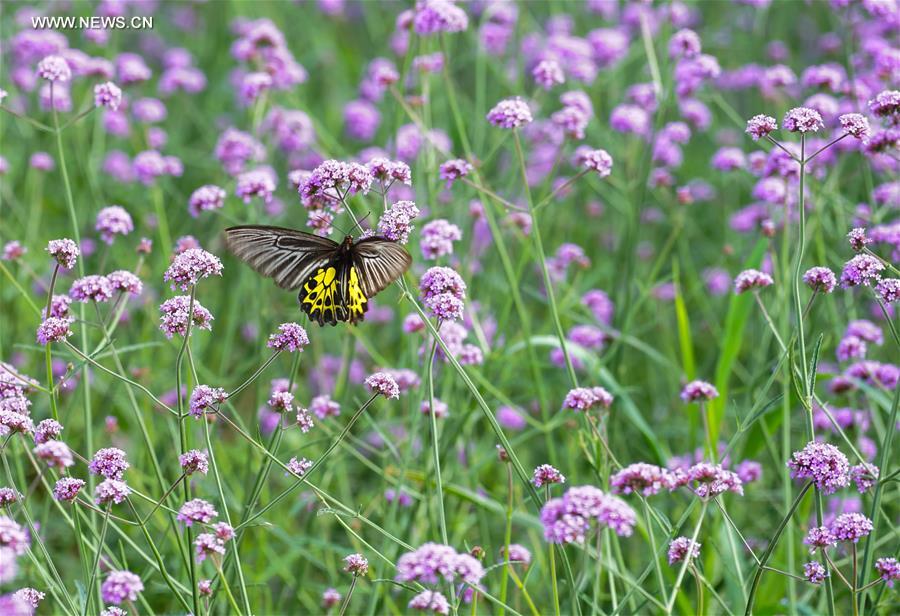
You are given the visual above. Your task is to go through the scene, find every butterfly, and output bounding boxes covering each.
[224,225,412,326]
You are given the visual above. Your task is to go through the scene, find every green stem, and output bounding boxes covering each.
[546,486,561,616]
[665,501,708,614]
[82,504,111,616]
[499,462,514,616]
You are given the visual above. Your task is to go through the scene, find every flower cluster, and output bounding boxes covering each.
[787,441,850,495]
[395,543,485,586]
[562,386,613,411]
[419,266,467,321]
[540,485,636,543]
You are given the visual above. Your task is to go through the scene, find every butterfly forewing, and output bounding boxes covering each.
[351,237,413,297]
[224,225,339,290]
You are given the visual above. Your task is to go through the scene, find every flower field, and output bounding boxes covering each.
[0,1,898,615]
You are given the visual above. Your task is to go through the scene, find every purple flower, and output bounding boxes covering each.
[93,81,122,110]
[365,372,400,399]
[0,410,33,435]
[269,391,294,412]
[215,128,265,175]
[849,463,879,493]
[2,241,25,261]
[540,485,637,543]
[496,406,526,430]
[671,463,744,498]
[344,100,381,141]
[787,441,850,495]
[868,89,900,118]
[301,159,373,202]
[286,457,313,477]
[669,29,701,59]
[94,479,131,505]
[413,1,468,36]
[420,220,462,260]
[164,248,224,291]
[88,447,128,480]
[610,104,649,135]
[95,206,133,244]
[33,440,73,468]
[101,571,143,605]
[310,395,340,419]
[420,266,467,321]
[667,537,701,565]
[783,107,824,133]
[803,562,828,584]
[875,557,900,587]
[0,516,27,555]
[267,323,310,352]
[70,275,114,303]
[847,228,870,252]
[804,526,836,552]
[734,269,774,294]
[408,591,450,615]
[532,59,565,90]
[396,543,485,585]
[736,460,763,483]
[876,278,900,303]
[107,271,142,295]
[235,167,277,204]
[563,387,613,411]
[53,477,84,502]
[486,97,533,129]
[680,380,718,403]
[830,512,873,543]
[575,148,613,177]
[840,254,884,288]
[189,385,227,418]
[321,588,341,609]
[532,464,566,487]
[159,295,214,338]
[188,185,227,217]
[177,498,218,526]
[420,398,448,418]
[37,55,71,82]
[344,553,369,576]
[438,159,472,188]
[194,532,226,563]
[179,450,209,475]
[36,317,73,345]
[377,200,420,244]
[46,238,79,270]
[367,158,412,186]
[12,588,44,611]
[803,267,837,293]
[0,488,20,507]
[839,113,870,139]
[746,115,777,141]
[611,463,671,496]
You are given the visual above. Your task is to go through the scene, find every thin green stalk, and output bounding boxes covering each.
[499,462,514,616]
[215,561,243,615]
[43,264,61,420]
[665,501,708,614]
[338,576,359,616]
[546,486,561,616]
[426,334,449,545]
[642,498,667,597]
[512,129,578,389]
[82,504,111,616]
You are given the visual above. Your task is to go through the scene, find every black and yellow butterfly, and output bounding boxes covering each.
[225,225,412,326]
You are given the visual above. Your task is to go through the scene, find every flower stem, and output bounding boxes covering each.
[338,575,358,616]
[665,501,708,614]
[546,485,561,616]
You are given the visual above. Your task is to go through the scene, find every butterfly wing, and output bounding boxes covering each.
[224,225,339,290]
[298,256,346,326]
[351,236,413,297]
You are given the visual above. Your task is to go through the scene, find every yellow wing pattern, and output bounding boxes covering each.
[300,263,368,325]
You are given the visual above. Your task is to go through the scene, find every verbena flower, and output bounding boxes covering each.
[804,526,836,552]
[734,269,773,294]
[94,479,131,505]
[101,571,143,605]
[803,267,837,293]
[179,450,209,475]
[840,254,884,288]
[321,588,341,609]
[669,29,701,59]
[849,463,879,493]
[783,107,824,133]
[94,81,122,110]
[0,410,33,435]
[420,398,448,418]
[377,200,420,244]
[177,498,218,526]
[680,380,718,403]
[310,395,340,419]
[159,295,214,338]
[267,323,310,352]
[396,543,485,585]
[413,0,469,36]
[540,485,636,543]
[575,147,613,177]
[164,248,224,290]
[194,532,226,563]
[875,558,900,587]
[236,167,277,204]
[408,591,450,615]
[847,228,870,252]
[803,562,827,585]
[746,115,777,141]
[365,372,400,399]
[829,512,873,543]
[46,239,79,270]
[787,441,850,494]
[188,185,227,217]
[0,516,27,555]
[189,385,227,417]
[12,588,44,610]
[611,463,671,496]
[670,463,744,498]
[486,97,533,129]
[438,159,472,188]
[344,553,369,576]
[0,488,21,507]
[420,220,462,260]
[839,113,870,139]
[875,278,900,303]
[532,59,565,90]
[532,464,566,487]
[70,275,114,303]
[107,271,142,296]
[34,440,73,468]
[286,457,313,477]
[420,266,467,320]
[88,447,129,480]
[667,537,700,565]
[36,317,73,345]
[37,55,71,82]
[868,89,899,118]
[2,241,26,261]
[562,387,614,411]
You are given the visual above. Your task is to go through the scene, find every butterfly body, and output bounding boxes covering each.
[224,225,411,326]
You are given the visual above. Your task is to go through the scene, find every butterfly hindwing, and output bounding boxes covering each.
[299,256,369,326]
[224,225,339,290]
[350,236,413,297]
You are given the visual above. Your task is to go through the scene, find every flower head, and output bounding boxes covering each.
[667,537,701,565]
[787,441,850,494]
[783,107,824,133]
[37,55,71,82]
[532,464,566,488]
[159,296,214,338]
[94,479,131,505]
[420,266,467,321]
[611,463,671,496]
[680,380,718,403]
[377,200,420,244]
[408,591,450,614]
[875,278,900,303]
[95,206,133,244]
[188,185,227,217]
[803,267,837,293]
[179,450,209,475]
[88,447,128,480]
[576,148,613,177]
[101,571,143,605]
[563,387,613,411]
[46,239,79,270]
[344,553,369,576]
[487,97,533,129]
[267,323,310,352]
[36,317,73,345]
[830,512,873,543]
[803,562,828,585]
[286,456,313,477]
[164,249,223,290]
[365,372,400,399]
[94,82,122,110]
[420,220,462,260]
[875,558,900,587]
[746,115,777,141]
[189,385,227,418]
[532,59,565,90]
[804,526,836,552]
[840,254,884,288]
[34,440,73,468]
[868,89,900,118]
[839,113,870,139]
[734,269,773,294]
[177,498,218,526]
[438,159,472,188]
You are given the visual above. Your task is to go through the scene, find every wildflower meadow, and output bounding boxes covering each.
[1,1,899,615]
